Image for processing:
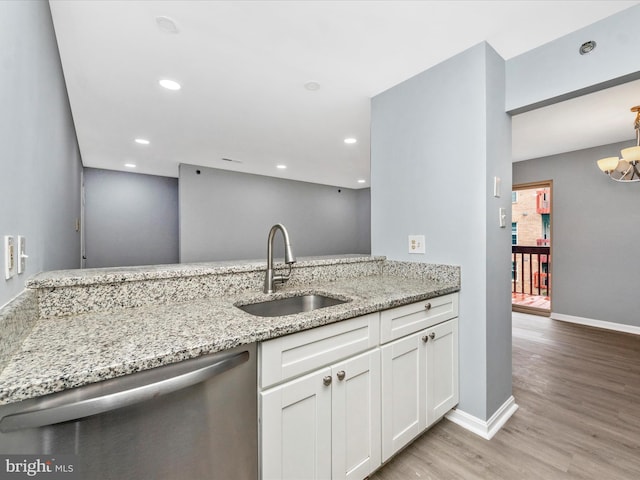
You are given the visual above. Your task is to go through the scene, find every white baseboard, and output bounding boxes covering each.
[551,312,640,336]
[0,288,27,312]
[445,395,518,440]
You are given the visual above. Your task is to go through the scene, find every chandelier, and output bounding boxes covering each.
[596,106,640,182]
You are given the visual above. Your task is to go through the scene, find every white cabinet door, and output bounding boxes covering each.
[331,350,381,480]
[380,331,426,462]
[426,318,459,426]
[261,367,332,480]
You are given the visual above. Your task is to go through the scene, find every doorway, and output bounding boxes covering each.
[511,181,552,316]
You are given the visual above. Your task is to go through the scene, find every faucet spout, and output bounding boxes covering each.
[264,224,296,294]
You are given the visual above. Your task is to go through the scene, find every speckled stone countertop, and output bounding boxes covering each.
[27,254,383,288]
[0,257,460,406]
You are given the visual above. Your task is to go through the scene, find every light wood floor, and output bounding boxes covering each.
[370,313,640,479]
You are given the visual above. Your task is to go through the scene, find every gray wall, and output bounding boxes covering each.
[513,140,639,327]
[371,43,512,421]
[506,5,640,113]
[179,165,371,263]
[0,1,82,307]
[83,168,179,268]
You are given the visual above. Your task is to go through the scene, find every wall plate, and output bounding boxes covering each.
[4,236,15,279]
[408,235,425,254]
[17,236,27,274]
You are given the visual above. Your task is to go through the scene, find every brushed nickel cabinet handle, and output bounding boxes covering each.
[429,332,436,340]
[425,303,432,310]
[421,335,429,343]
[336,371,346,381]
[323,376,332,386]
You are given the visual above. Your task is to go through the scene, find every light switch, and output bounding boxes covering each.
[17,236,27,274]
[493,176,501,197]
[408,235,425,254]
[4,236,15,280]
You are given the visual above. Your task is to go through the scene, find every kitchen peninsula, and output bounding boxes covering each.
[0,255,460,479]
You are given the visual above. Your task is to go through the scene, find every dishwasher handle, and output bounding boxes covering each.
[0,350,249,433]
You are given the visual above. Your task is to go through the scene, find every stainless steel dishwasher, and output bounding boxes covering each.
[0,343,257,479]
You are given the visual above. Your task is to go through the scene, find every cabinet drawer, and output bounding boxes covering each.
[380,293,458,344]
[260,313,380,389]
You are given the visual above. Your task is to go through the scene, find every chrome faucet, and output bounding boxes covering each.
[264,223,296,294]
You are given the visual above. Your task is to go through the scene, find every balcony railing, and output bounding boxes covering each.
[512,245,550,296]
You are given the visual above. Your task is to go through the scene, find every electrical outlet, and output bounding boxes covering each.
[4,236,15,279]
[408,235,425,254]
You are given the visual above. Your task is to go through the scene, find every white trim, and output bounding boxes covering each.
[445,396,518,440]
[551,312,640,336]
[0,288,27,312]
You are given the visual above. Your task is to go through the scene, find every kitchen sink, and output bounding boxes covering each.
[236,294,349,317]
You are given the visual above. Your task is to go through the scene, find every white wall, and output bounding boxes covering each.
[0,1,82,307]
[371,43,512,421]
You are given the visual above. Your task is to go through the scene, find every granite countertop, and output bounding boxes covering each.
[0,270,459,406]
[27,254,382,288]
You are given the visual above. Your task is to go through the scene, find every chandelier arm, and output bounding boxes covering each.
[608,175,640,183]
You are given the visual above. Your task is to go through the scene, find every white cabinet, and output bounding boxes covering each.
[261,367,332,480]
[331,350,381,480]
[381,330,425,460]
[260,293,459,479]
[260,315,380,480]
[426,318,458,425]
[380,299,459,462]
[260,313,379,389]
[380,293,458,344]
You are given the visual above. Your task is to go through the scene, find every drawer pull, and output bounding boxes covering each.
[425,303,432,310]
[421,335,429,343]
[323,376,332,386]
[336,371,346,381]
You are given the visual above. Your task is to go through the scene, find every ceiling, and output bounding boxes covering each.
[49,0,640,188]
[512,78,640,161]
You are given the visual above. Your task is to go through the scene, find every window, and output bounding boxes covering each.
[512,191,518,203]
[511,261,516,281]
[511,222,517,245]
[541,213,550,240]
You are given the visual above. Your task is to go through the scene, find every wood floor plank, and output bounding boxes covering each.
[370,314,640,479]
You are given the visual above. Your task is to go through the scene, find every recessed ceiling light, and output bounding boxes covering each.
[276,164,287,169]
[304,81,320,91]
[159,79,181,90]
[124,163,137,168]
[344,138,357,144]
[579,40,597,55]
[135,138,150,145]
[156,16,179,34]
[357,179,366,184]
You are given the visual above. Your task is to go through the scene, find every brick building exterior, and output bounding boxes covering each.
[511,187,550,296]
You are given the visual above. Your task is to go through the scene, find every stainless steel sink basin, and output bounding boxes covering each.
[236,294,348,317]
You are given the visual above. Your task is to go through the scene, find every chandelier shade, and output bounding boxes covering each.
[621,145,640,162]
[596,106,640,183]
